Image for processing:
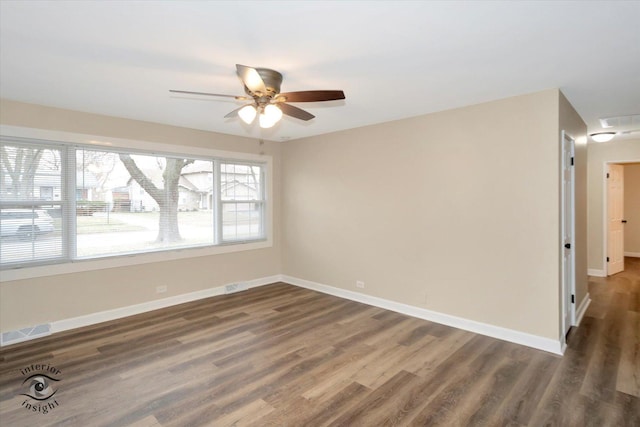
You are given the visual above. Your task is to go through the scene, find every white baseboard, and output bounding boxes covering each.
[587,268,606,277]
[624,252,640,258]
[575,293,591,327]
[1,275,280,346]
[2,273,565,355]
[280,275,563,355]
[52,275,280,334]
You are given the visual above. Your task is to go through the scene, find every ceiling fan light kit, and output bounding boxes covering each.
[171,64,345,130]
[259,104,283,128]
[238,105,257,124]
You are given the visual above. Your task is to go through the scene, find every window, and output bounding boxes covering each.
[1,138,267,269]
[220,162,265,242]
[0,142,65,265]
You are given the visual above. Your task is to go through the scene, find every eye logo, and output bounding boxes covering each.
[21,374,60,401]
[18,363,62,415]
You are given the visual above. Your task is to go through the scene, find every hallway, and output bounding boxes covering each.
[534,256,640,424]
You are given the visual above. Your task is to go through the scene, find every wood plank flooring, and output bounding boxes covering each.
[1,259,638,426]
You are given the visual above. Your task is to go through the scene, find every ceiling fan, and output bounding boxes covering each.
[170,64,345,129]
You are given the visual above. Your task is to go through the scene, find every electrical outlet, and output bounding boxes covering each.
[156,285,167,294]
[356,281,365,289]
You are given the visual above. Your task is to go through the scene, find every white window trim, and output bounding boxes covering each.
[0,125,273,281]
[219,161,266,244]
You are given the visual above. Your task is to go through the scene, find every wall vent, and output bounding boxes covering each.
[225,283,248,294]
[1,323,51,346]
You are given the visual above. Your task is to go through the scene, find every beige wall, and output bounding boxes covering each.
[1,90,588,345]
[558,92,588,308]
[0,99,282,331]
[587,139,640,272]
[282,89,570,340]
[624,163,640,255]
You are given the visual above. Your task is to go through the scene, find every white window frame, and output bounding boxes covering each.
[0,125,273,281]
[218,160,266,244]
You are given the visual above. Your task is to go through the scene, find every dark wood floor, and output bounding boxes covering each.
[1,260,638,426]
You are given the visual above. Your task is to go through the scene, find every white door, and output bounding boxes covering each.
[561,133,575,338]
[607,164,625,275]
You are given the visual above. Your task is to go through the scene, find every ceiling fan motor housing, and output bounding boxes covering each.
[244,67,283,98]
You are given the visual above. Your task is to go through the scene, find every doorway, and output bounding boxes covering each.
[605,161,640,276]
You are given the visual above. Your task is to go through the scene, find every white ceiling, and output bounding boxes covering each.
[1,1,639,142]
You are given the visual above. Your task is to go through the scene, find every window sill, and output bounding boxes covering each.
[1,239,272,282]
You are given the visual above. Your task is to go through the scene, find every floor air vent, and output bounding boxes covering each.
[1,323,51,346]
[225,283,249,294]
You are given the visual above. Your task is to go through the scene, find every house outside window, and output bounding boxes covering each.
[40,186,53,200]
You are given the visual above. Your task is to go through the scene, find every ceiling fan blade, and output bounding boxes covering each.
[236,64,267,95]
[278,103,315,121]
[277,90,345,103]
[169,89,249,100]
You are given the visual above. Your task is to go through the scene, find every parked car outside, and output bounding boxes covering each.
[0,209,55,239]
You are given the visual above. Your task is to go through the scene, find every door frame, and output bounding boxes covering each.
[603,159,640,275]
[560,131,575,346]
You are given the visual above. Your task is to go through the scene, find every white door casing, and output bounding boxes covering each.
[560,132,575,341]
[607,164,624,275]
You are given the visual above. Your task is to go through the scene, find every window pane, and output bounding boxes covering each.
[75,149,214,257]
[0,205,63,265]
[222,202,263,241]
[1,143,64,265]
[221,164,262,201]
[220,163,264,241]
[1,145,62,201]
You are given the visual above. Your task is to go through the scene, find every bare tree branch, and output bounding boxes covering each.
[1,146,44,198]
[119,154,163,201]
